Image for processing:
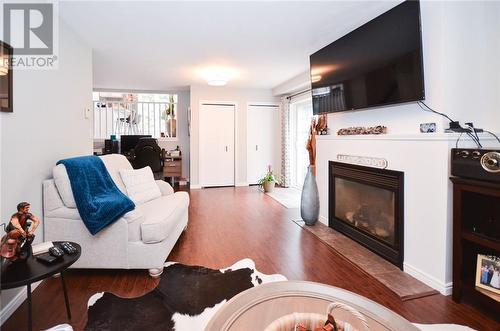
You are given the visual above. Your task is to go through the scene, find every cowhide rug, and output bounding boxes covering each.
[84,258,286,331]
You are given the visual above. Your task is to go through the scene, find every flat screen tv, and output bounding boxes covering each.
[310,1,424,115]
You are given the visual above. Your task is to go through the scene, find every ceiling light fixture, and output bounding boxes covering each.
[207,78,227,86]
[206,73,229,86]
[197,66,238,87]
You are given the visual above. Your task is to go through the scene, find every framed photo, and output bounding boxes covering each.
[475,254,500,296]
[0,41,13,113]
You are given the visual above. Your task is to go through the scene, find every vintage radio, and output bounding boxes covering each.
[451,148,500,182]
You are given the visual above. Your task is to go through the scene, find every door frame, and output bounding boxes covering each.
[246,102,281,185]
[199,100,238,188]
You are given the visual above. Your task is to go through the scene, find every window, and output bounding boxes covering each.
[290,98,313,189]
[92,91,178,140]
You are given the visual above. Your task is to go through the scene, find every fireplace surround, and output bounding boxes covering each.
[329,161,404,269]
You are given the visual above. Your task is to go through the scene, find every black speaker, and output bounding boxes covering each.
[104,139,119,154]
[451,148,500,182]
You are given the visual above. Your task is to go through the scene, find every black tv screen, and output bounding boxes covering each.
[310,1,424,114]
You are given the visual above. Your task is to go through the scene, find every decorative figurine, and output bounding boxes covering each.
[337,125,387,136]
[1,202,40,261]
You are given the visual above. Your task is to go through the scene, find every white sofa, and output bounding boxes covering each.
[43,154,189,277]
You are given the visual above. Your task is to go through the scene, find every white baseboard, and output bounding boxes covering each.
[190,184,202,189]
[319,215,328,225]
[235,182,249,187]
[0,281,41,325]
[404,263,452,296]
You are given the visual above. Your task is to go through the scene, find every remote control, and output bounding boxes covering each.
[60,242,77,255]
[49,246,64,258]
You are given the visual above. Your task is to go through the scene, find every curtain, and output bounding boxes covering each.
[280,97,291,187]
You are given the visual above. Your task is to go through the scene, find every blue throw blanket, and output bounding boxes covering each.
[57,156,135,235]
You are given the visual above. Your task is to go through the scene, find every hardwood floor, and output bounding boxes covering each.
[3,186,499,330]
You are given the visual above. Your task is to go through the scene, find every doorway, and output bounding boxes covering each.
[199,103,235,187]
[247,104,280,184]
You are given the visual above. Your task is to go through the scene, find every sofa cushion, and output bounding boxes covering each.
[136,191,189,243]
[53,164,77,208]
[120,167,161,205]
[99,154,133,195]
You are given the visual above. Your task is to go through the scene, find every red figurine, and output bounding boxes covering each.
[1,202,40,261]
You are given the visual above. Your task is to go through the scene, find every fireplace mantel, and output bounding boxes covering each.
[316,132,498,142]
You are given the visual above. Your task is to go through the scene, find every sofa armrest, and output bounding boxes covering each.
[156,180,174,195]
[44,216,129,267]
[43,179,65,213]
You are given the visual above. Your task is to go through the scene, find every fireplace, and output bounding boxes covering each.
[329,161,404,269]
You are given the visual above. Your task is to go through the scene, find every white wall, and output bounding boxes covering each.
[189,85,280,187]
[272,71,311,96]
[440,1,500,132]
[0,20,93,323]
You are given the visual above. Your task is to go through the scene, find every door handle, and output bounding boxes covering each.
[256,145,258,151]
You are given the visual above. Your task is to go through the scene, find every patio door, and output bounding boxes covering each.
[290,99,313,189]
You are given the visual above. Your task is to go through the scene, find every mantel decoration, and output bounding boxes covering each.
[337,125,387,135]
[0,202,41,267]
[337,154,388,169]
[301,115,326,226]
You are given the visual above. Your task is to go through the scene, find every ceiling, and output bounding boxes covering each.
[59,1,400,91]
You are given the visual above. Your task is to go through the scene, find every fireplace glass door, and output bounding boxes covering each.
[335,178,396,247]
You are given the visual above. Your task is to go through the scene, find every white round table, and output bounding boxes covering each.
[206,281,419,331]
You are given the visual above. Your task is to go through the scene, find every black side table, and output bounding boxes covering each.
[1,241,81,331]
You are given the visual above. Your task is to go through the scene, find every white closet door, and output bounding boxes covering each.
[199,104,235,187]
[247,105,279,184]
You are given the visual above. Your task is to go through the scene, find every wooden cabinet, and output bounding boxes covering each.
[451,177,500,319]
[164,158,182,178]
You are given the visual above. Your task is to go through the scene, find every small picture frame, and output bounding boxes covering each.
[419,122,436,133]
[475,254,500,297]
[0,41,13,113]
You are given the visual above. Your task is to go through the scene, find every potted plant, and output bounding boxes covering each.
[258,165,278,193]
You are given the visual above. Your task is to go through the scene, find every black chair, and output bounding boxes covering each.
[132,138,164,179]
